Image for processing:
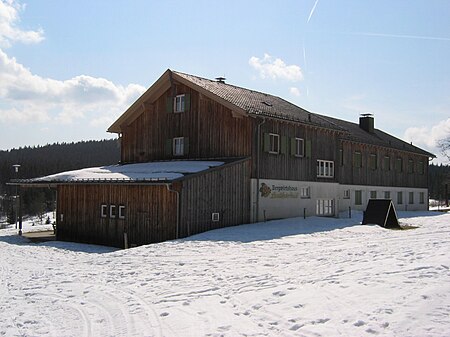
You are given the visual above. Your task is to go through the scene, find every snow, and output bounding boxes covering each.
[1,211,449,336]
[26,161,225,183]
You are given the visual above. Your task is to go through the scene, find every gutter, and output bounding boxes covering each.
[166,183,180,239]
[255,117,266,222]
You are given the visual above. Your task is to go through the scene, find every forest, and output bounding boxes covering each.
[0,139,120,222]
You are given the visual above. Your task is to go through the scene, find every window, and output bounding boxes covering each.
[409,192,414,204]
[397,191,403,205]
[395,157,403,173]
[339,148,344,166]
[384,191,391,199]
[353,151,362,168]
[383,156,390,171]
[110,205,116,218]
[212,213,220,222]
[269,133,280,154]
[419,192,425,204]
[317,160,334,178]
[173,137,184,156]
[300,187,310,198]
[294,138,304,157]
[370,191,377,199]
[101,204,108,218]
[343,189,350,199]
[408,159,414,174]
[418,161,424,175]
[355,190,362,205]
[173,94,185,113]
[119,205,125,219]
[369,154,377,170]
[316,199,334,216]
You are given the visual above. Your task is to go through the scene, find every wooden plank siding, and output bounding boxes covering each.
[338,141,429,188]
[255,119,340,182]
[121,82,253,163]
[57,184,177,248]
[179,159,251,238]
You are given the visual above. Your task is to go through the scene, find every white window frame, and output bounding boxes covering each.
[173,94,185,113]
[316,199,334,216]
[110,205,116,219]
[269,133,280,154]
[300,187,310,198]
[212,212,220,222]
[294,137,304,157]
[101,204,108,218]
[118,205,125,219]
[343,189,350,199]
[173,137,184,156]
[317,160,334,178]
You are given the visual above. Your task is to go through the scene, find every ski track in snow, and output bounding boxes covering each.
[0,211,449,336]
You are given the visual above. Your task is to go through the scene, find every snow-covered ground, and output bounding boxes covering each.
[0,211,449,337]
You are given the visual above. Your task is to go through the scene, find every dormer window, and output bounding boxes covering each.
[174,94,185,113]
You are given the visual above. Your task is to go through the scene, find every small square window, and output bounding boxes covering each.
[294,138,304,157]
[110,205,116,218]
[370,191,377,199]
[343,190,350,199]
[212,212,220,222]
[317,160,334,178]
[173,137,184,156]
[384,191,391,199]
[269,133,280,154]
[300,187,310,198]
[101,204,108,218]
[119,205,125,219]
[173,94,185,113]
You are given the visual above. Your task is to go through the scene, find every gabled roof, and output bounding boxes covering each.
[107,69,344,133]
[323,116,435,157]
[108,69,434,158]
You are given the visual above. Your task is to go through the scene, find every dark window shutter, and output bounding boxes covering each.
[263,133,270,152]
[290,137,296,156]
[166,96,173,113]
[184,94,191,112]
[184,137,189,155]
[165,139,172,156]
[280,136,288,155]
[305,140,312,158]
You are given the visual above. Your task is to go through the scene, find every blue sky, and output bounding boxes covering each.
[0,0,449,163]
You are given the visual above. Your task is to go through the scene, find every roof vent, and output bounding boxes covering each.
[262,101,273,107]
[215,76,226,84]
[359,113,374,133]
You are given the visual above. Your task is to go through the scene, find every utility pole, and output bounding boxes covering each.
[12,165,21,233]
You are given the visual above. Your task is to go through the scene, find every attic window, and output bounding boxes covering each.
[262,101,273,107]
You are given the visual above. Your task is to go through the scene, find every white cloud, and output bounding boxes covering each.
[289,87,301,96]
[0,48,146,126]
[404,118,450,163]
[249,53,303,82]
[0,0,44,47]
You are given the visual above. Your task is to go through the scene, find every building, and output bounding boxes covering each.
[15,69,435,247]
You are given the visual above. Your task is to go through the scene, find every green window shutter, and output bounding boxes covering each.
[280,136,288,155]
[165,139,172,156]
[305,140,311,158]
[184,94,191,112]
[263,133,270,153]
[184,137,189,155]
[166,96,173,113]
[290,137,296,156]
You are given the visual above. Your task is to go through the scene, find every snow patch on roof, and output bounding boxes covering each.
[31,161,225,182]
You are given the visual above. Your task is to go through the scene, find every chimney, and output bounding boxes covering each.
[359,113,374,133]
[215,76,226,84]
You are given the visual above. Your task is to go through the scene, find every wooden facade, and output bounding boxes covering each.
[20,69,434,247]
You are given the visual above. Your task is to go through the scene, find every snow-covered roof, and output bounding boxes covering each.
[18,161,225,184]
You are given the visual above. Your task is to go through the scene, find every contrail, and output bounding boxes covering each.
[307,0,319,23]
[348,31,450,42]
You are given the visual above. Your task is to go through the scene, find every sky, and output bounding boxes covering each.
[0,0,449,163]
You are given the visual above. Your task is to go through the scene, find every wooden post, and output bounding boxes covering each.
[18,187,22,236]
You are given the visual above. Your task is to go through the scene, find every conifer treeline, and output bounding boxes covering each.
[0,139,120,218]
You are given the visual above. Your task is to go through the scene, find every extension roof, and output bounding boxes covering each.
[108,69,434,158]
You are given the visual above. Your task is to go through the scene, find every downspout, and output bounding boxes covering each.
[166,183,180,239]
[255,117,266,222]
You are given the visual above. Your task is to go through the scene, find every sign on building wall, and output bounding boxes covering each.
[259,183,299,199]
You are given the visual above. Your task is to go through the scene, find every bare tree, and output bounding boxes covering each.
[437,136,450,163]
